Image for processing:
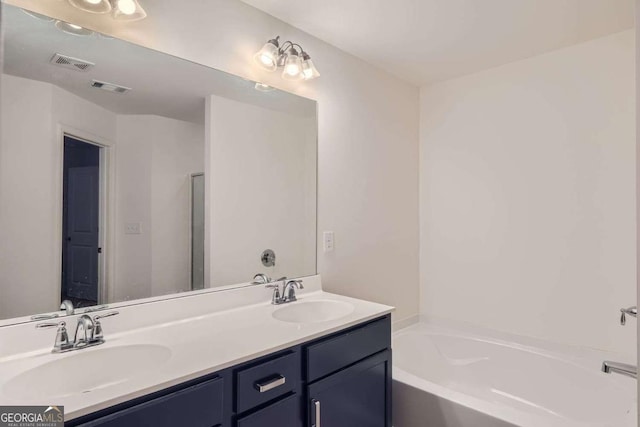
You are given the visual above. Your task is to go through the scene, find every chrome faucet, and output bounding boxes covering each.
[29,300,75,321]
[283,280,303,302]
[74,315,94,347]
[266,278,304,305]
[266,277,287,304]
[601,305,637,378]
[252,273,272,285]
[60,300,75,315]
[620,306,637,325]
[37,311,119,353]
[602,361,637,378]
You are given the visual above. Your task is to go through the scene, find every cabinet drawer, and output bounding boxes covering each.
[306,316,390,382]
[236,350,300,413]
[76,377,224,427]
[236,394,302,427]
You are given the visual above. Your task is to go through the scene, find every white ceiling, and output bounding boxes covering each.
[2,5,316,124]
[241,0,634,86]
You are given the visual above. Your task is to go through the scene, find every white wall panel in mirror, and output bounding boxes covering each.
[0,4,317,323]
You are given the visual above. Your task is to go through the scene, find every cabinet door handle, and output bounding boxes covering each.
[254,374,286,393]
[312,399,321,427]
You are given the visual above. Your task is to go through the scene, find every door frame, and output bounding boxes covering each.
[54,124,116,306]
[189,172,205,290]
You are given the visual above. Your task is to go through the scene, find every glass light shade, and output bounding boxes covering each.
[55,20,95,36]
[253,41,280,72]
[111,0,147,21]
[302,58,320,80]
[282,52,303,81]
[67,0,111,14]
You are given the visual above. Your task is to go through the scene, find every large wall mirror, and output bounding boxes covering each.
[0,4,318,324]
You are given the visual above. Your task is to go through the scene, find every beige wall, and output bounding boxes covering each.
[114,115,204,301]
[0,74,117,318]
[0,75,56,318]
[420,30,636,357]
[206,95,316,287]
[0,74,204,317]
[6,0,421,323]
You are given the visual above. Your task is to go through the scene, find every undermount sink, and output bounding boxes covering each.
[272,300,354,323]
[4,344,171,400]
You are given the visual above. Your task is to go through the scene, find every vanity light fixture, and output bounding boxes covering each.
[301,53,320,80]
[254,36,320,81]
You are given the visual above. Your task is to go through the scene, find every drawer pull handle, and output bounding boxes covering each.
[254,375,286,393]
[312,399,321,427]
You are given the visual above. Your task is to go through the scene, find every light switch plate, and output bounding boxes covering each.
[323,231,334,252]
[125,222,142,235]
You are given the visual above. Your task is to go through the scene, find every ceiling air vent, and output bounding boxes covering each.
[90,80,131,94]
[50,53,95,72]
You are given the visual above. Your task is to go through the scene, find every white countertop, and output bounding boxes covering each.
[0,279,393,420]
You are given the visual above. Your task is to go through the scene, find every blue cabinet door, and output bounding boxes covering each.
[307,350,391,427]
[72,377,224,427]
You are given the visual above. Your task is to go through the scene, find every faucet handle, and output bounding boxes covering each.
[94,311,119,321]
[83,305,109,314]
[31,313,60,321]
[36,321,65,329]
[265,283,282,304]
[92,311,119,341]
[36,321,71,352]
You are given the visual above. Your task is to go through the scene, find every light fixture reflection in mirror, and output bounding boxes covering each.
[111,0,147,21]
[66,0,148,21]
[54,20,95,36]
[68,0,112,14]
[254,82,276,92]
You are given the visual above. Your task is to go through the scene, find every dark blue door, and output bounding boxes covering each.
[66,165,99,301]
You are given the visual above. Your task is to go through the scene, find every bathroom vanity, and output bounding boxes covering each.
[0,277,393,427]
[68,315,391,427]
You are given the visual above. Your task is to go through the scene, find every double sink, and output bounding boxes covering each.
[2,299,355,401]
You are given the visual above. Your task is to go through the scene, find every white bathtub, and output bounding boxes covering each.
[392,321,637,427]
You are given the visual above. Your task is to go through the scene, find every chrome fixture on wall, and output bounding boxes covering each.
[261,249,276,267]
[601,306,638,378]
[619,305,637,325]
[254,36,320,81]
[602,360,637,378]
